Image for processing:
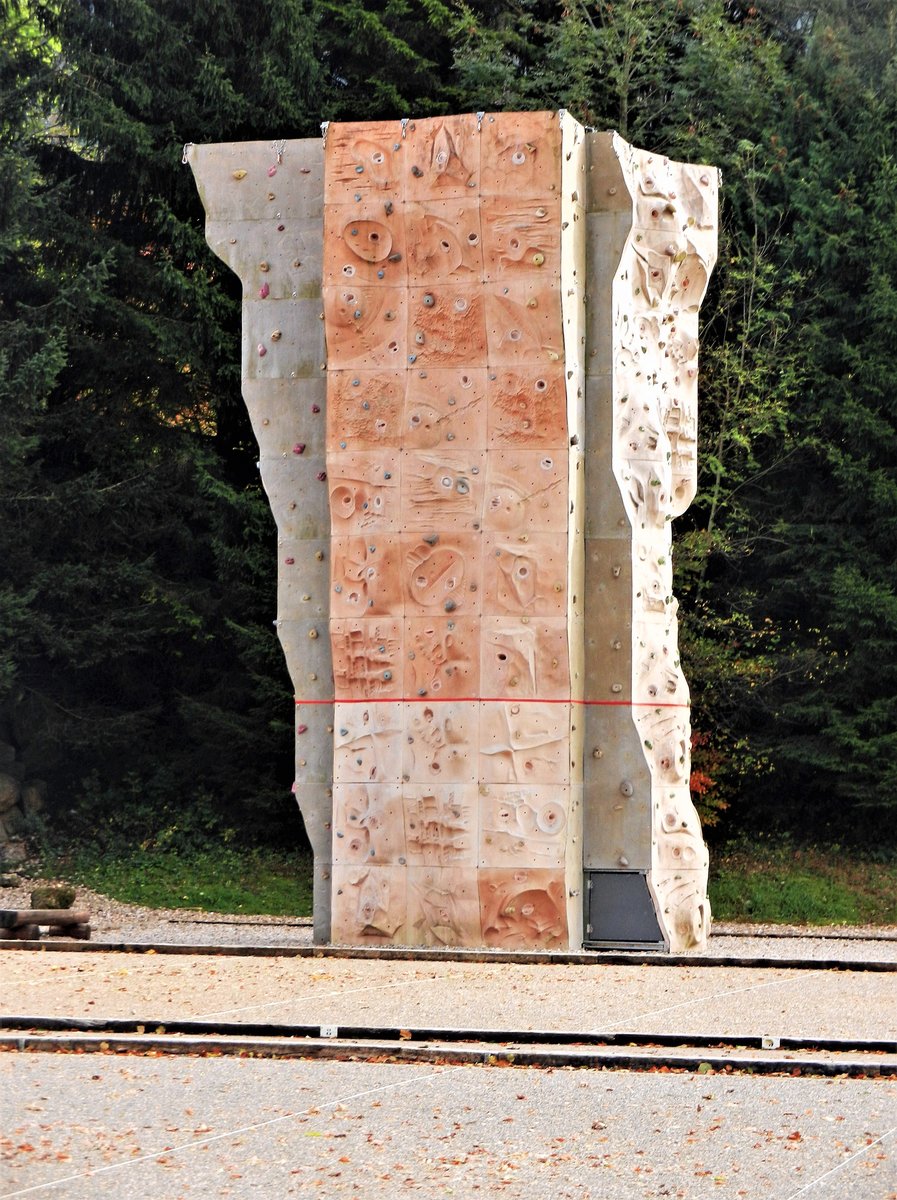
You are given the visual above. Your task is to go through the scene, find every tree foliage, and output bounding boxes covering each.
[1,0,325,845]
[2,0,895,850]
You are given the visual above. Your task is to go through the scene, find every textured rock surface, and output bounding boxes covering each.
[321,112,583,952]
[29,885,77,909]
[0,772,21,813]
[188,115,717,952]
[189,136,333,944]
[583,134,718,949]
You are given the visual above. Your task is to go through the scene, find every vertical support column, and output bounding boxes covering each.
[583,134,655,933]
[560,112,588,950]
[583,133,718,951]
[188,140,334,942]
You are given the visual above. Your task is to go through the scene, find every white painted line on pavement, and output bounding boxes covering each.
[0,1065,450,1198]
[595,972,806,1031]
[783,1125,896,1199]
[199,972,446,1018]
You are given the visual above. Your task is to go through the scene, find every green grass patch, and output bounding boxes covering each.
[37,845,313,917]
[29,838,897,927]
[709,839,897,925]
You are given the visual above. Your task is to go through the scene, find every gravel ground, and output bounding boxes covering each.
[0,878,314,948]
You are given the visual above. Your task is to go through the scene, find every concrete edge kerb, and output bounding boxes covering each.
[1,940,895,971]
[2,1031,893,1078]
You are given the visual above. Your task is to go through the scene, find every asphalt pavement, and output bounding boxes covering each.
[3,1050,896,1199]
[2,941,895,1199]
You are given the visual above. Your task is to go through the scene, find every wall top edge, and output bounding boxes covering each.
[183,123,717,184]
[184,138,322,161]
[184,112,596,163]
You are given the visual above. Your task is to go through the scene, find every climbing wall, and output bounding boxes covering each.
[187,137,335,942]
[322,112,585,949]
[187,115,717,952]
[583,134,718,949]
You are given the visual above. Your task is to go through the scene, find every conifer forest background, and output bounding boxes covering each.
[2,0,895,857]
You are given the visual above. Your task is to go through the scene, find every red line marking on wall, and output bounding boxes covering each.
[294,697,689,709]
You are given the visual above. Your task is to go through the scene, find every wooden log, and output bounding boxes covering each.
[66,923,91,940]
[0,924,40,940]
[0,908,90,929]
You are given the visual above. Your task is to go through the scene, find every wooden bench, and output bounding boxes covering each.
[0,909,91,940]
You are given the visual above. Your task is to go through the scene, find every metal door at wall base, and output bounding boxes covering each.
[582,869,668,951]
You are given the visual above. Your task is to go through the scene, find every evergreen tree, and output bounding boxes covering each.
[738,0,897,836]
[1,0,325,847]
[318,0,455,120]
